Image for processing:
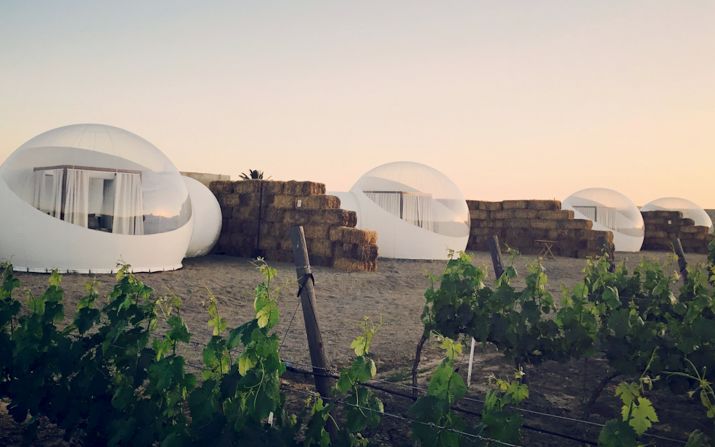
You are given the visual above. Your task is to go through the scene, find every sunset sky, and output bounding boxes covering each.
[1,1,713,206]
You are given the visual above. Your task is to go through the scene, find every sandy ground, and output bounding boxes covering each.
[2,251,710,445]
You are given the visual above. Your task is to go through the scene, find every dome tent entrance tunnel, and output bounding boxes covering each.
[0,124,193,273]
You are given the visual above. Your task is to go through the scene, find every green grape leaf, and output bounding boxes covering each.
[598,420,637,447]
[615,382,639,407]
[628,397,658,436]
[238,353,256,376]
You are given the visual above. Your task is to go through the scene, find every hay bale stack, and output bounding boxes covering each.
[465,199,614,258]
[642,210,713,254]
[209,180,377,271]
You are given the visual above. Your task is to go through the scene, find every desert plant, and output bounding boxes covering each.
[239,169,268,180]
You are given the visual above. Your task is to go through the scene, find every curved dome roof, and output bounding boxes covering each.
[642,197,713,229]
[563,187,644,252]
[353,161,466,202]
[6,123,176,173]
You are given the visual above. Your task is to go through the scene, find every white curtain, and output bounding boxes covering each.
[366,191,434,230]
[365,192,402,217]
[113,172,144,235]
[32,169,64,217]
[597,206,617,230]
[574,206,597,221]
[403,193,434,231]
[63,169,90,227]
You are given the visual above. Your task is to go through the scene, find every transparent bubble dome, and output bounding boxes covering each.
[563,187,644,251]
[0,124,191,235]
[642,197,713,229]
[351,161,470,238]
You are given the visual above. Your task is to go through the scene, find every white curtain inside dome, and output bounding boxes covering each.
[112,172,144,235]
[32,169,64,217]
[575,205,616,229]
[365,191,434,231]
[63,169,89,228]
[365,192,401,217]
[402,193,434,231]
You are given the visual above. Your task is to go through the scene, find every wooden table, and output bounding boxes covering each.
[535,239,557,258]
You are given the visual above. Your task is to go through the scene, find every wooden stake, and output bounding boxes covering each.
[673,237,688,282]
[488,235,505,279]
[289,226,337,438]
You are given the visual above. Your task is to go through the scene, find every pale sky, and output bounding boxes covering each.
[1,1,713,206]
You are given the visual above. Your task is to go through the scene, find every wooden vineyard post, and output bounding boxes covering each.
[289,225,337,438]
[469,235,505,387]
[488,235,505,279]
[673,237,689,282]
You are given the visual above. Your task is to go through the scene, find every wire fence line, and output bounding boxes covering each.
[67,336,688,446]
[281,358,688,446]
[280,382,523,447]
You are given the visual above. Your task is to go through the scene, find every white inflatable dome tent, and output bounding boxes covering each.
[183,176,222,257]
[562,188,644,252]
[333,161,470,260]
[642,197,713,233]
[0,124,193,273]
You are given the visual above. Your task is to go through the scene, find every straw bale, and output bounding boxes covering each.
[530,220,558,230]
[354,244,378,262]
[233,180,264,194]
[471,227,493,236]
[491,210,517,220]
[527,200,561,211]
[209,181,235,195]
[234,207,259,220]
[502,200,528,210]
[329,227,377,245]
[272,195,295,209]
[307,239,334,258]
[680,226,700,234]
[262,208,285,223]
[304,224,331,240]
[219,193,241,208]
[559,220,593,230]
[642,210,682,220]
[303,195,341,210]
[282,181,300,195]
[478,201,503,211]
[537,210,574,220]
[237,193,261,208]
[513,209,538,219]
[311,209,355,226]
[259,236,281,250]
[301,182,326,196]
[469,209,490,220]
[506,219,531,229]
[263,181,285,194]
[283,210,311,225]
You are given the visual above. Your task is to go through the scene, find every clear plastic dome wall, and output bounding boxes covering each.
[0,124,193,273]
[334,161,469,259]
[642,197,713,232]
[562,188,644,252]
[183,176,222,257]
